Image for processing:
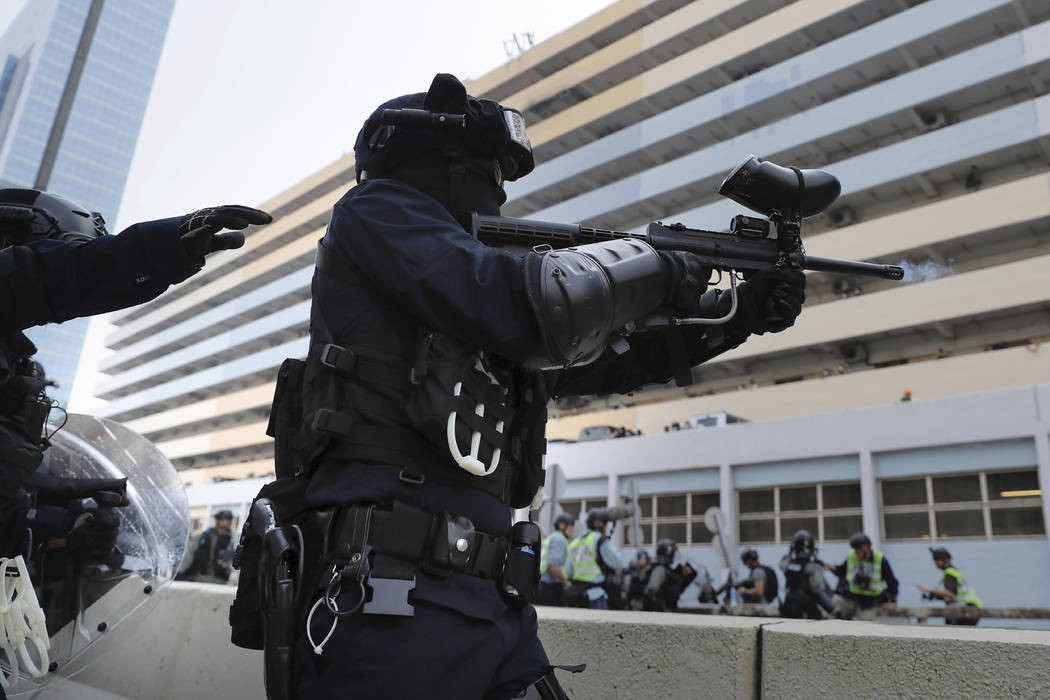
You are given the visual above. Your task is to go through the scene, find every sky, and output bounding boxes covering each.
[0,0,614,411]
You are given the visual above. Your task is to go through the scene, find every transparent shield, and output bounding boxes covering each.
[5,414,188,695]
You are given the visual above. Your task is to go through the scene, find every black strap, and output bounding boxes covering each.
[327,501,509,582]
[666,326,693,387]
[308,342,411,392]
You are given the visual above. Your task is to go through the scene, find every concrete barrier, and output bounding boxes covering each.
[73,583,265,700]
[66,584,1050,699]
[762,620,1050,699]
[536,607,762,699]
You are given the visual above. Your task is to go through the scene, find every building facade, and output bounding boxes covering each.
[547,383,1050,609]
[0,0,174,408]
[95,0,1049,526]
[186,383,1050,608]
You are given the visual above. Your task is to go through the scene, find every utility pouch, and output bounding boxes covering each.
[499,521,541,607]
[405,332,513,479]
[266,358,307,479]
[505,373,549,508]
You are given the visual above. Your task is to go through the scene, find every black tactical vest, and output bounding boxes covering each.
[273,243,548,509]
[0,331,50,479]
[0,331,51,555]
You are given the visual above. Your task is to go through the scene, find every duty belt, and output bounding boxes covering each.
[318,500,508,616]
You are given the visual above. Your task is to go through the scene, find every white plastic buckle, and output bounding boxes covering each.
[0,556,50,689]
[446,377,504,477]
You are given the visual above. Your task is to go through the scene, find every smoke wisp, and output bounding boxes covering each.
[896,259,954,283]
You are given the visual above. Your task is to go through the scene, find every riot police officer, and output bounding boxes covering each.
[0,189,270,696]
[1,189,270,562]
[643,538,696,612]
[825,532,899,620]
[179,510,237,584]
[917,546,982,625]
[537,513,575,606]
[259,73,805,699]
[779,530,835,620]
[566,509,625,610]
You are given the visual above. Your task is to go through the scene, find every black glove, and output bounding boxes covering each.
[734,268,806,334]
[658,252,712,313]
[178,205,273,261]
[65,506,120,564]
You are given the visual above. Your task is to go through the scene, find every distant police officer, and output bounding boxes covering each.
[917,547,982,626]
[779,530,836,619]
[623,550,651,611]
[243,71,806,700]
[567,509,625,610]
[0,189,270,563]
[180,510,236,584]
[826,532,899,620]
[736,549,778,604]
[643,539,696,612]
[537,513,575,606]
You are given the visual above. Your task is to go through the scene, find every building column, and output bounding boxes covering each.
[1034,431,1050,554]
[607,473,623,547]
[860,450,880,550]
[719,462,735,555]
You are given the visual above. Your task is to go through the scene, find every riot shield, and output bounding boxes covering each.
[4,414,188,696]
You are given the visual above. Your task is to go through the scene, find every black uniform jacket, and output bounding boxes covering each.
[307,179,723,620]
[0,217,199,554]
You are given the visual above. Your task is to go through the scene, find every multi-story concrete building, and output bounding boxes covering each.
[95,0,1050,596]
[0,0,174,408]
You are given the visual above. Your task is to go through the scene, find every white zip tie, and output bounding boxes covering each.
[306,596,339,656]
[0,556,50,688]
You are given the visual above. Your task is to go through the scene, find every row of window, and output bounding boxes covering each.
[880,470,1043,540]
[556,469,1044,547]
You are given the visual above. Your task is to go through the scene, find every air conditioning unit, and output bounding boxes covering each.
[921,110,950,131]
[829,206,856,226]
[839,341,869,365]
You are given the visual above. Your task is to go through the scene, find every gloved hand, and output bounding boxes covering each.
[178,205,273,261]
[658,251,712,313]
[734,268,806,334]
[65,506,120,564]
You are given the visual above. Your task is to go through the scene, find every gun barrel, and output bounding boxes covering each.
[804,255,904,280]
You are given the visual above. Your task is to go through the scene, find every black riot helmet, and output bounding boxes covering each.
[655,538,677,564]
[849,532,871,550]
[585,508,609,531]
[790,530,815,559]
[0,188,108,248]
[553,513,575,531]
[353,74,534,217]
[355,73,533,184]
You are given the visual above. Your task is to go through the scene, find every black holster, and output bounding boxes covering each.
[234,497,302,700]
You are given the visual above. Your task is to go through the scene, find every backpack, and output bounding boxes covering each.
[760,564,780,602]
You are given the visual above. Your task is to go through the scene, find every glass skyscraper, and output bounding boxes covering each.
[0,0,174,409]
